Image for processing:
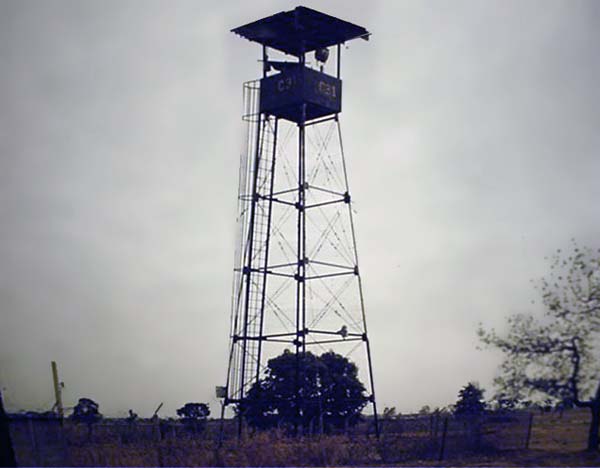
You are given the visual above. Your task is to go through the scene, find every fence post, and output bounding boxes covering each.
[156,446,164,467]
[59,417,68,465]
[154,418,161,442]
[0,391,17,467]
[438,417,448,462]
[27,418,40,466]
[525,413,534,449]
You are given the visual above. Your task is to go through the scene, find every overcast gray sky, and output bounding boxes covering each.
[1,0,599,418]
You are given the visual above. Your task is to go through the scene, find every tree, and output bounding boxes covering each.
[453,382,487,451]
[490,392,523,412]
[176,402,210,433]
[454,383,486,416]
[71,398,102,441]
[242,350,368,432]
[126,409,138,424]
[479,242,600,451]
[71,398,102,424]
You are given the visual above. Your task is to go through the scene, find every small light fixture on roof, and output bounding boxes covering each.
[315,47,330,63]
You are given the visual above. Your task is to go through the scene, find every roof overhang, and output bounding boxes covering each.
[231,6,370,57]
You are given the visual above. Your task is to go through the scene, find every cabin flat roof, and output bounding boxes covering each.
[231,6,369,57]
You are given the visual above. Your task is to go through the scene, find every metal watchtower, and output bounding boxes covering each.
[221,6,378,437]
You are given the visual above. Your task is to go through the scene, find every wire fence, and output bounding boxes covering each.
[7,409,592,466]
[376,412,534,462]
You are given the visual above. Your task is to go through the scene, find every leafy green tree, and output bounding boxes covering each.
[453,383,487,451]
[71,398,102,424]
[491,393,523,412]
[242,350,368,432]
[479,242,600,450]
[454,383,486,416]
[71,398,102,441]
[126,409,138,424]
[176,402,210,433]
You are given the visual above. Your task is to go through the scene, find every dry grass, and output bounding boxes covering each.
[529,409,591,452]
[62,438,600,467]
[10,409,600,466]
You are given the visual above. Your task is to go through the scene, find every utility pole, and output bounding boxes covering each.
[51,361,63,418]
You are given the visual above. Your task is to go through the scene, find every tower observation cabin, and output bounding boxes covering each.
[232,6,369,123]
[223,6,378,438]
